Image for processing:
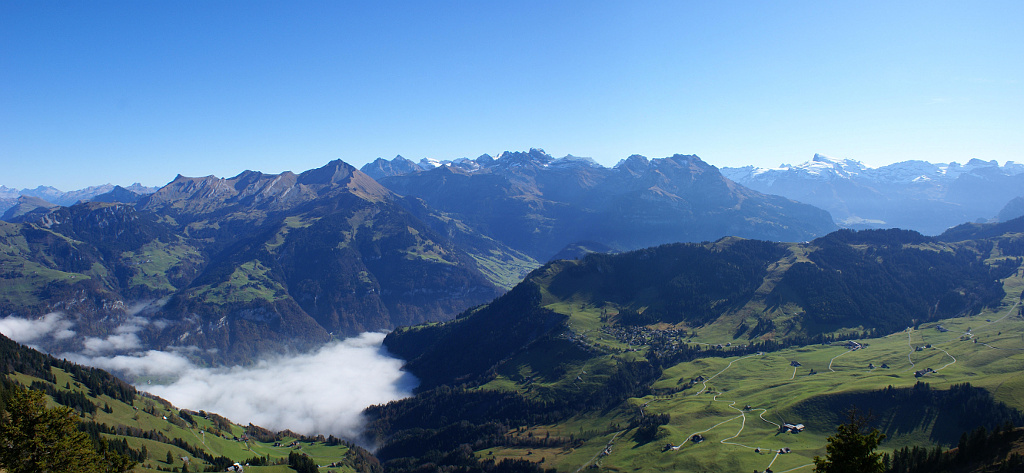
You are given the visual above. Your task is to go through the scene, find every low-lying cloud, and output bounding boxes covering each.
[68,349,194,377]
[81,316,148,355]
[1,313,417,440]
[142,333,417,439]
[0,312,75,343]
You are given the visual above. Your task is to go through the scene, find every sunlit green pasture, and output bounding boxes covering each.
[479,272,1024,472]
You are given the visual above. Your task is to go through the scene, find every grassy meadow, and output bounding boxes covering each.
[475,269,1024,472]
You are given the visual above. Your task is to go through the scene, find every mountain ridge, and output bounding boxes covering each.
[722,154,1024,234]
[365,150,837,260]
[0,159,533,364]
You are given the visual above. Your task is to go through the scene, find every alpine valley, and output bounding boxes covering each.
[0,151,835,363]
[3,151,1024,473]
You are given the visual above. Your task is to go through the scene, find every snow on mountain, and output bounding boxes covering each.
[552,155,601,168]
[448,157,481,172]
[799,153,869,178]
[0,186,19,200]
[722,154,869,185]
[418,157,443,169]
[725,155,1024,188]
[0,183,160,216]
[872,160,944,183]
[722,154,1024,235]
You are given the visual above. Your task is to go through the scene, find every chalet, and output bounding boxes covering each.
[790,361,801,367]
[782,423,805,433]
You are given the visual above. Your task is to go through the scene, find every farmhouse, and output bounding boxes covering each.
[914,368,935,377]
[782,423,805,433]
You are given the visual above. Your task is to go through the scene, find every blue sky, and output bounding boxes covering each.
[2,1,1021,190]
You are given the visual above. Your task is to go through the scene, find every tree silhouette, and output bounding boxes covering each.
[814,410,886,473]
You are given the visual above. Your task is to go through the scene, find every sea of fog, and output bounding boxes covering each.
[0,313,418,439]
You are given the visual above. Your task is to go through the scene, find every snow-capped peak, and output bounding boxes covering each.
[418,158,443,169]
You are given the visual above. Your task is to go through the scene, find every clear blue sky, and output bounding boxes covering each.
[2,1,1021,190]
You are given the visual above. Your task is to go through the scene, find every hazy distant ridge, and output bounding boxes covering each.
[722,154,1024,234]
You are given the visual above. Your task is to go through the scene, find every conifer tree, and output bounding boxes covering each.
[0,385,134,473]
[813,410,886,473]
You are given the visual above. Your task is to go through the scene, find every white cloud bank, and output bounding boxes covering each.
[142,332,418,439]
[0,314,417,439]
[0,312,75,343]
[81,316,149,355]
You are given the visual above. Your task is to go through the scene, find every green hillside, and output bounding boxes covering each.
[374,282,1024,472]
[375,227,1024,472]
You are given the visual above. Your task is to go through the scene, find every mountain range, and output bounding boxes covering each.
[722,154,1024,234]
[3,152,1024,471]
[1,160,533,364]
[362,149,836,260]
[0,183,159,217]
[0,151,846,364]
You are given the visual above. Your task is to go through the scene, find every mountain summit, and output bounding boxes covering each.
[363,150,836,259]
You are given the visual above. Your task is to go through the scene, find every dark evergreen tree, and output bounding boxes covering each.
[814,411,886,473]
[288,451,319,473]
[0,386,134,473]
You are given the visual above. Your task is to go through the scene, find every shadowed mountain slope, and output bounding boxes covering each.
[366,150,837,260]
